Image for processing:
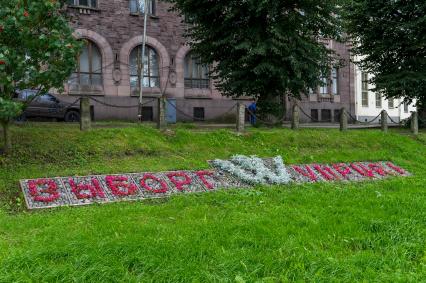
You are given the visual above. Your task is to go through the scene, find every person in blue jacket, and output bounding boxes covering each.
[248,99,257,125]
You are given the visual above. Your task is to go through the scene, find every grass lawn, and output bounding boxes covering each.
[0,123,425,282]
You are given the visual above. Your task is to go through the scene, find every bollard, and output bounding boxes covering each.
[291,104,299,130]
[157,97,167,130]
[236,103,245,133]
[381,110,388,133]
[411,111,419,136]
[340,107,348,131]
[80,97,91,131]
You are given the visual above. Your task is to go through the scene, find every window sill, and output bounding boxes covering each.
[68,84,104,96]
[67,5,100,11]
[69,92,104,97]
[129,12,158,19]
[184,95,213,100]
[184,88,211,90]
[130,88,161,97]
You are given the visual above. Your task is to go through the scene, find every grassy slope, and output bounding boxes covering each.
[0,123,425,282]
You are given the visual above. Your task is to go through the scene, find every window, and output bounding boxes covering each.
[67,0,97,8]
[388,98,395,109]
[334,109,340,122]
[37,94,58,104]
[142,106,153,121]
[321,109,332,122]
[129,45,160,90]
[319,75,328,96]
[311,109,318,122]
[184,53,210,89]
[69,40,102,87]
[331,68,338,95]
[404,102,409,113]
[361,72,369,107]
[16,90,37,101]
[193,107,205,121]
[129,0,155,15]
[375,93,382,108]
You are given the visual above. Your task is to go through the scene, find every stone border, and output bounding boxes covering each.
[20,159,411,210]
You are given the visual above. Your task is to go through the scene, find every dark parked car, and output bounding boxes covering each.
[14,90,81,122]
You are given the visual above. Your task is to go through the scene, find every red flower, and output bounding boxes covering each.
[386,162,405,175]
[167,172,192,191]
[313,165,337,181]
[0,61,5,65]
[23,11,29,17]
[350,163,374,177]
[293,165,318,181]
[106,175,138,196]
[196,171,215,190]
[140,174,168,194]
[69,178,105,199]
[0,26,3,32]
[28,179,60,203]
[332,163,351,178]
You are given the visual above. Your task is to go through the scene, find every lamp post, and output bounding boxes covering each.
[138,0,149,123]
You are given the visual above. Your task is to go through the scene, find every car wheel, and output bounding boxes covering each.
[64,110,80,122]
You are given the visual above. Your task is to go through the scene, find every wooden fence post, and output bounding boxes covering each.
[80,97,91,131]
[157,97,167,130]
[291,104,299,130]
[381,110,388,133]
[236,103,245,133]
[340,107,348,131]
[411,111,419,135]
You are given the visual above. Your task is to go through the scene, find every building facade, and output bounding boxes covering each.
[289,40,356,123]
[353,57,416,123]
[64,0,403,124]
[64,0,241,122]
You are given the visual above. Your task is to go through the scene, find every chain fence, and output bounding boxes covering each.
[346,111,382,125]
[166,99,238,122]
[88,96,156,109]
[297,106,320,123]
[245,107,286,126]
[295,104,415,127]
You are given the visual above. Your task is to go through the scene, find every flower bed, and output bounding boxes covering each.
[20,156,411,209]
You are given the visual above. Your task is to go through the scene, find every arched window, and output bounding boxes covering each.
[184,53,209,89]
[129,45,160,90]
[70,40,102,87]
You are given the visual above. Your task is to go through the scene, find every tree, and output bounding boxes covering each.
[0,0,80,154]
[344,0,426,105]
[167,0,343,117]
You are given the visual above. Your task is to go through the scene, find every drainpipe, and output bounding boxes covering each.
[138,0,149,123]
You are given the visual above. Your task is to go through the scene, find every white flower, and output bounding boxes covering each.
[212,155,292,185]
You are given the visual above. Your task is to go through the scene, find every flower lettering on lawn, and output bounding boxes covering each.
[20,156,412,209]
[139,174,169,195]
[105,175,138,197]
[211,155,292,185]
[28,179,61,203]
[68,177,105,199]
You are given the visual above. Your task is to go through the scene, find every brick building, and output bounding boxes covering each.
[63,0,356,123]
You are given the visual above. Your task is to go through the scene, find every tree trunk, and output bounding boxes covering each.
[1,121,11,154]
